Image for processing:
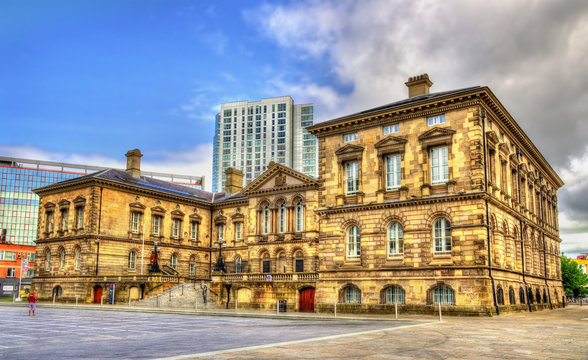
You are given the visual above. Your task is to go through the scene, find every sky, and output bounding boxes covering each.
[1,0,587,257]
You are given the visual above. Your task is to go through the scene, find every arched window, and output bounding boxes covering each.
[294,250,304,272]
[346,226,361,257]
[59,248,66,270]
[543,289,548,304]
[45,249,51,271]
[235,257,242,273]
[509,287,516,305]
[433,218,451,253]
[527,288,534,304]
[385,286,405,304]
[278,202,287,233]
[519,287,526,304]
[433,285,455,305]
[75,247,82,270]
[343,285,361,303]
[536,289,541,304]
[295,199,304,232]
[496,286,504,305]
[263,204,271,234]
[170,253,178,270]
[261,252,271,273]
[128,250,137,270]
[387,222,403,255]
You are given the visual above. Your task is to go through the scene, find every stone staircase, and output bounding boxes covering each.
[133,282,224,310]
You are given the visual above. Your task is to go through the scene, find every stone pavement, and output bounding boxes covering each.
[193,306,588,360]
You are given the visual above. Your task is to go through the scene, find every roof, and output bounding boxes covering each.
[34,168,243,204]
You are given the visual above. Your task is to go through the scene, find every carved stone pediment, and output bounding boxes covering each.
[58,199,71,208]
[498,143,510,157]
[171,209,185,218]
[242,162,319,196]
[418,127,455,148]
[73,196,86,205]
[189,212,202,222]
[214,214,227,225]
[151,205,166,215]
[129,201,146,211]
[335,144,364,163]
[486,131,500,147]
[44,201,56,210]
[374,136,408,155]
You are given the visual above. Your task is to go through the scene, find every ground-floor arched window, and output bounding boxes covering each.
[433,285,454,305]
[496,286,504,305]
[384,286,405,304]
[342,285,361,303]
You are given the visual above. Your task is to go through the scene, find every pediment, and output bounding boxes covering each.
[374,136,408,154]
[498,143,510,157]
[335,144,364,163]
[58,199,71,208]
[418,127,455,148]
[189,212,202,222]
[151,205,167,215]
[486,131,500,147]
[44,201,56,209]
[214,214,227,225]
[242,162,319,195]
[129,201,146,210]
[73,196,87,205]
[171,209,185,217]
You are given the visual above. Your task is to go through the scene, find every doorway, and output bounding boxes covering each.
[299,287,315,312]
[93,286,103,303]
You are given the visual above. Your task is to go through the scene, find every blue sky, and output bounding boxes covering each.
[1,0,588,257]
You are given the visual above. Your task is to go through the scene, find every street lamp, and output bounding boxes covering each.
[95,238,100,276]
[150,241,161,273]
[214,239,226,272]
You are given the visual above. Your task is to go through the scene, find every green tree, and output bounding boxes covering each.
[561,255,588,297]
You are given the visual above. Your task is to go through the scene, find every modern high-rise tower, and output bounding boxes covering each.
[212,96,317,192]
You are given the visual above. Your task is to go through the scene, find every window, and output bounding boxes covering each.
[59,249,65,270]
[383,124,399,134]
[433,286,455,304]
[190,221,199,241]
[7,268,16,277]
[295,199,304,232]
[46,211,54,232]
[75,206,84,229]
[344,286,361,303]
[0,251,16,261]
[496,286,505,305]
[235,257,242,273]
[519,287,526,304]
[152,215,162,236]
[128,250,137,270]
[387,222,403,255]
[45,250,51,271]
[431,146,449,184]
[294,251,304,272]
[345,162,359,195]
[427,114,445,126]
[235,222,243,242]
[131,212,141,234]
[433,218,451,253]
[75,247,81,270]
[262,256,271,273]
[172,219,181,239]
[189,263,196,276]
[278,202,287,233]
[170,254,178,269]
[346,226,361,257]
[343,133,358,142]
[385,154,401,189]
[60,209,69,231]
[385,286,405,304]
[263,204,271,234]
[509,287,516,305]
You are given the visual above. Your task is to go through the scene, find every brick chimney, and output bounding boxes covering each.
[125,149,143,177]
[224,167,244,194]
[405,74,433,98]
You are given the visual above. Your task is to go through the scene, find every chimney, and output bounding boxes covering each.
[224,167,244,194]
[405,74,433,98]
[125,149,143,177]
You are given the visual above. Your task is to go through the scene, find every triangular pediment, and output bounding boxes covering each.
[335,144,364,156]
[375,136,407,154]
[242,162,319,196]
[486,131,500,147]
[418,127,456,140]
[498,143,510,157]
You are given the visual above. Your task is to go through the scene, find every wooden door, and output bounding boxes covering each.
[299,288,315,312]
[94,286,103,303]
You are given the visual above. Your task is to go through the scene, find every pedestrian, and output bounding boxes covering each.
[28,291,38,316]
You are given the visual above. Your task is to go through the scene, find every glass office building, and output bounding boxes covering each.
[212,96,317,192]
[0,156,203,246]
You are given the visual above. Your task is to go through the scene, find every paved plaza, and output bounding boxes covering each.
[0,303,587,359]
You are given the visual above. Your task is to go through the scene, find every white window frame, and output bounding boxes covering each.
[7,268,16,277]
[344,286,361,303]
[75,247,81,270]
[170,254,178,269]
[433,286,455,304]
[189,263,196,275]
[383,124,399,134]
[235,222,243,242]
[190,221,199,241]
[218,223,224,242]
[295,199,304,232]
[75,206,84,229]
[431,146,449,184]
[427,114,445,126]
[60,209,69,231]
[386,154,401,190]
[346,226,361,257]
[263,204,270,234]
[387,222,403,255]
[345,161,359,195]
[172,218,181,239]
[278,202,287,233]
[386,286,405,304]
[343,133,358,142]
[128,250,137,270]
[131,212,141,234]
[152,215,162,237]
[433,218,451,253]
[235,257,242,273]
[46,211,54,233]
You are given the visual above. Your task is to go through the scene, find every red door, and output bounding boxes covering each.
[93,286,103,303]
[299,288,315,312]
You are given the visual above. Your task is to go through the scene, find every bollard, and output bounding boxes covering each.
[76,295,79,307]
[438,303,442,322]
[276,300,280,314]
[128,296,131,307]
[334,300,337,317]
[395,302,398,320]
[53,293,56,305]
[235,295,238,312]
[100,296,103,306]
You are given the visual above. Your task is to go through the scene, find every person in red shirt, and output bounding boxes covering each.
[28,291,38,316]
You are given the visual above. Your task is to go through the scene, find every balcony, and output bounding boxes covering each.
[214,272,318,283]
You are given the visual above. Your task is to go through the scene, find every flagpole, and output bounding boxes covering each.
[141,223,145,275]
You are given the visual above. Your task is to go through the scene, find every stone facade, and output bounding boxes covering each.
[33,75,564,315]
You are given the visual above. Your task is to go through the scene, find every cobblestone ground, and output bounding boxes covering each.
[198,306,588,360]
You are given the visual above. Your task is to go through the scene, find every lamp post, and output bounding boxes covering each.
[95,238,100,276]
[225,283,232,309]
[214,239,226,272]
[150,241,160,273]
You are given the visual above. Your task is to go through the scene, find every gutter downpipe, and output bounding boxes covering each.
[517,148,532,312]
[539,174,553,309]
[95,187,103,276]
[481,108,500,316]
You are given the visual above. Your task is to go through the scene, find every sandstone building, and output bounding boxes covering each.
[33,75,564,315]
